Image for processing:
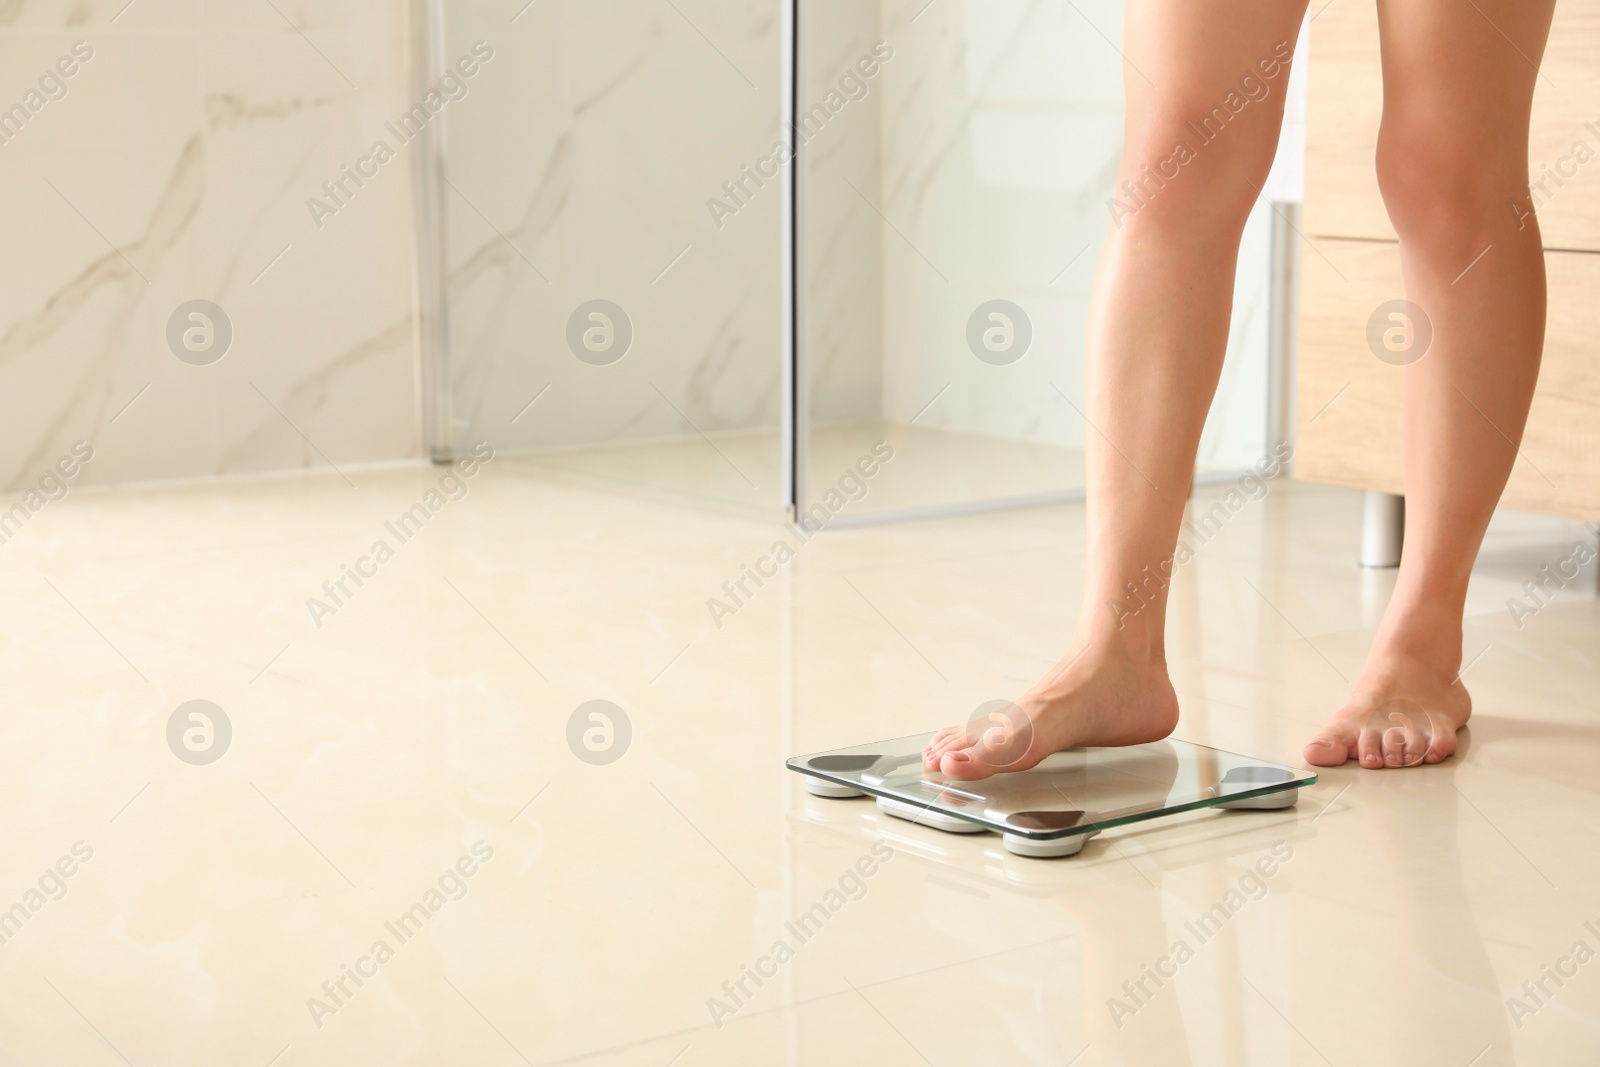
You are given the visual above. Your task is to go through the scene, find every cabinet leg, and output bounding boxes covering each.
[1359,490,1404,568]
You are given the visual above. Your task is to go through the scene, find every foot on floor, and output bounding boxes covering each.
[1305,640,1471,769]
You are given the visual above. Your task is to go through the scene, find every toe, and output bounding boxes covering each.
[1384,722,1430,768]
[1422,722,1459,764]
[1303,723,1356,767]
[923,726,973,767]
[1381,701,1435,768]
[1381,726,1409,767]
[938,747,1002,781]
[1356,718,1387,769]
[922,727,954,763]
[938,719,1037,781]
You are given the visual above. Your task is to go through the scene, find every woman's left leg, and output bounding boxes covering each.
[1305,0,1559,768]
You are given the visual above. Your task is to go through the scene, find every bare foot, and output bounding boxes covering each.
[922,640,1180,781]
[1304,638,1471,769]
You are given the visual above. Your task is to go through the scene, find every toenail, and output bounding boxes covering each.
[946,751,970,763]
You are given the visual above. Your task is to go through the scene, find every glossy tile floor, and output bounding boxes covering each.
[2,458,1597,1066]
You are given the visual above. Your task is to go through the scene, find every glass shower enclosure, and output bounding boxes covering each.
[419,0,1282,521]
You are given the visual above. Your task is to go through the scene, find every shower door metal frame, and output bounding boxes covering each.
[410,0,454,465]
[784,0,804,520]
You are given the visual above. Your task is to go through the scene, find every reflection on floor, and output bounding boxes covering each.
[2,460,1596,1065]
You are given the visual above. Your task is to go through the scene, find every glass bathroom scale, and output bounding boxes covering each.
[787,733,1317,858]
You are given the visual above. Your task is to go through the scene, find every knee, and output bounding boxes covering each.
[1111,110,1281,235]
[1376,112,1526,256]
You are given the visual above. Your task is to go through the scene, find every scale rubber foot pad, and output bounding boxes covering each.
[1216,788,1299,811]
[803,777,867,798]
[1002,831,1096,858]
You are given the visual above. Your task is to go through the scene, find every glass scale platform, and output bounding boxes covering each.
[787,733,1317,858]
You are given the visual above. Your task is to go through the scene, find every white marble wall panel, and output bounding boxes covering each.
[871,0,1122,451]
[0,0,1275,499]
[801,0,884,424]
[440,0,786,484]
[0,2,421,492]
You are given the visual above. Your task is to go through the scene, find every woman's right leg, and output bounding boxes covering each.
[926,0,1310,780]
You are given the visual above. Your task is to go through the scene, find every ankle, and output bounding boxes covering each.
[1077,605,1167,672]
[1371,608,1464,677]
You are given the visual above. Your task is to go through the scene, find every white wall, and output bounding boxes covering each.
[0,1,421,491]
[441,0,787,456]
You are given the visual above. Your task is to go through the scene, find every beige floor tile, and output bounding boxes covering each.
[1,461,1596,1065]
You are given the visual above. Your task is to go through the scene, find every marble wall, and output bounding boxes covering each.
[439,0,788,501]
[801,0,884,424]
[871,0,1121,450]
[0,1,423,492]
[1,0,1285,499]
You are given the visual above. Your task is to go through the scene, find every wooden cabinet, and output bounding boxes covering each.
[1296,1,1600,520]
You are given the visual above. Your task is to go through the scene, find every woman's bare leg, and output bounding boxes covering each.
[926,0,1310,780]
[1305,0,1556,769]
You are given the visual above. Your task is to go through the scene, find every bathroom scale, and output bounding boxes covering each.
[787,733,1317,858]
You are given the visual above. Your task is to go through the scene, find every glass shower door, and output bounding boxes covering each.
[797,0,1276,522]
[427,0,1281,521]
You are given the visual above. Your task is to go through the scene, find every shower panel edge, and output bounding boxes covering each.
[409,0,454,464]
[780,4,801,1014]
[789,0,809,522]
